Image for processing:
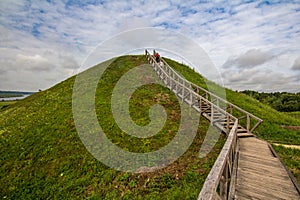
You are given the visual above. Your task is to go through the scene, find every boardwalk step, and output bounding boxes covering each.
[218,121,235,125]
[237,133,254,138]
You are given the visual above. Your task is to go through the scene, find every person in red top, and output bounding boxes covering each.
[155,52,160,62]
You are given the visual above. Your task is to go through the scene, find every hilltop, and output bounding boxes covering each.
[1,55,299,199]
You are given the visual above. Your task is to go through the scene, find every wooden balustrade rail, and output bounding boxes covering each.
[150,49,263,134]
[146,49,237,134]
[198,120,238,200]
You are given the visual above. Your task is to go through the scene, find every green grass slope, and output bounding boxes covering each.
[0,101,16,110]
[0,55,225,199]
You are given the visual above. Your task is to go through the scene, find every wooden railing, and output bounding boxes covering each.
[145,49,249,199]
[146,50,236,134]
[151,50,263,134]
[198,120,239,200]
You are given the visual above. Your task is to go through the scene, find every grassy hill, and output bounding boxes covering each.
[0,55,225,199]
[1,55,299,199]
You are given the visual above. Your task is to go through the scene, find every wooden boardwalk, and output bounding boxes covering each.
[145,49,300,199]
[235,137,300,200]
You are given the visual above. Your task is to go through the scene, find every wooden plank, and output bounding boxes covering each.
[236,175,298,196]
[238,142,272,151]
[237,168,295,187]
[239,137,267,144]
[239,142,270,149]
[238,161,288,176]
[238,153,282,168]
[237,133,255,138]
[239,137,267,143]
[238,143,270,150]
[239,151,277,162]
[240,144,273,150]
[239,140,270,148]
[236,180,297,194]
[238,156,283,169]
[235,185,298,200]
[239,151,277,160]
[235,188,271,200]
[238,148,273,158]
[235,182,300,200]
[238,166,289,180]
[238,151,273,160]
[238,165,288,179]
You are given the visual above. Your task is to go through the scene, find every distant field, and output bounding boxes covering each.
[0,91,33,98]
[0,94,22,98]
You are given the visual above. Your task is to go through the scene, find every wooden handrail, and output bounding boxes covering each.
[149,49,263,133]
[146,49,237,134]
[198,120,239,200]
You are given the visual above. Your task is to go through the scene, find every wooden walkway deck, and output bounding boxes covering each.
[235,137,300,200]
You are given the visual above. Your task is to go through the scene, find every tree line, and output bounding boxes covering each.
[241,90,300,112]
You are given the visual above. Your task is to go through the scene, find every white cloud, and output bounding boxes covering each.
[16,54,54,71]
[223,49,275,68]
[292,56,300,70]
[222,68,299,92]
[0,0,299,92]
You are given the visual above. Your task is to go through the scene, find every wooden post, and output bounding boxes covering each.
[211,105,214,124]
[247,114,250,132]
[182,83,185,100]
[189,91,192,106]
[199,97,202,113]
[226,115,230,135]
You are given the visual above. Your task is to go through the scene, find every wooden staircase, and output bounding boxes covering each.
[145,49,262,137]
[145,49,300,200]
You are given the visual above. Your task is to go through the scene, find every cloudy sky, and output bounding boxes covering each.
[1,0,300,92]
